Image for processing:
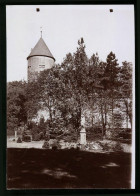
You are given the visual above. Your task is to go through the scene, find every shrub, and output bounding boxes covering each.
[7,129,15,136]
[74,143,81,150]
[42,141,49,149]
[31,126,40,135]
[97,141,123,152]
[86,127,102,134]
[76,146,80,150]
[50,134,56,139]
[27,121,37,130]
[102,143,110,151]
[17,137,22,143]
[32,132,44,141]
[52,146,57,150]
[88,143,93,150]
[96,141,110,151]
[23,135,31,142]
[80,144,86,150]
[48,139,61,149]
[33,134,40,141]
[113,142,123,151]
[44,133,50,141]
[70,147,75,150]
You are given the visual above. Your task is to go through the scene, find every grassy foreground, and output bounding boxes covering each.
[7,148,131,189]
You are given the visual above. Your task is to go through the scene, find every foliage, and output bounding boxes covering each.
[120,61,132,128]
[8,38,133,141]
[7,80,27,133]
[112,142,123,151]
[97,141,123,152]
[22,135,31,142]
[33,132,44,141]
[42,141,49,149]
[17,137,22,143]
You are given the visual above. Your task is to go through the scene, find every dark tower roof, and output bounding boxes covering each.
[27,37,55,61]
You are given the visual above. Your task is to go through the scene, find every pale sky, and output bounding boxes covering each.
[6,5,135,82]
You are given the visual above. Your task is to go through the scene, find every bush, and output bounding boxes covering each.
[44,133,50,141]
[33,134,40,141]
[96,141,123,152]
[106,128,132,140]
[42,141,49,149]
[7,129,15,136]
[48,139,61,149]
[89,143,93,150]
[28,121,37,130]
[23,135,31,142]
[32,132,44,141]
[102,143,110,151]
[31,126,40,135]
[86,127,102,134]
[113,142,123,151]
[96,141,110,151]
[52,146,57,150]
[17,137,22,143]
[80,144,86,150]
[76,146,80,150]
[50,134,56,139]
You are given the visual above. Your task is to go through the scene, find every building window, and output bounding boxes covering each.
[39,65,45,68]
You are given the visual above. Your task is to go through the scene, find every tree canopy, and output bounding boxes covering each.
[7,38,133,138]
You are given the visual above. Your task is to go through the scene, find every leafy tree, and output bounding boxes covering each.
[7,81,27,133]
[38,116,46,135]
[120,61,132,128]
[105,51,120,89]
[23,39,133,141]
[113,112,124,129]
[88,54,105,128]
[104,52,120,129]
[25,80,41,122]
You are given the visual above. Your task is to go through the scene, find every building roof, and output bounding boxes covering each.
[27,37,55,61]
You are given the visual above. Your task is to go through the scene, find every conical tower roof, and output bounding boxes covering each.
[27,37,55,61]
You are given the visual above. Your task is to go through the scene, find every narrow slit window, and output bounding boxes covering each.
[39,65,45,68]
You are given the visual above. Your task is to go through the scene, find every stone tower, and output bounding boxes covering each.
[27,36,55,82]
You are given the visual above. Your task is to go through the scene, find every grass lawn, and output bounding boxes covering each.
[7,148,131,189]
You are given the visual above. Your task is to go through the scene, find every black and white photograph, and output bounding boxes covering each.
[6,5,135,189]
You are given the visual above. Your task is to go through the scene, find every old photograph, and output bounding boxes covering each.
[6,5,135,189]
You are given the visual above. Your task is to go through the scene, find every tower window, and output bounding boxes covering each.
[39,65,45,68]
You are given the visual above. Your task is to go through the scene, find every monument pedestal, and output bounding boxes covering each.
[80,127,86,145]
[15,130,17,142]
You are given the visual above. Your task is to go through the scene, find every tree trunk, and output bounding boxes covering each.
[104,103,107,137]
[49,108,52,122]
[100,102,105,139]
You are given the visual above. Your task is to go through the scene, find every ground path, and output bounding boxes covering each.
[7,148,131,189]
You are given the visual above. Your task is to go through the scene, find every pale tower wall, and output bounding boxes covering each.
[27,56,54,82]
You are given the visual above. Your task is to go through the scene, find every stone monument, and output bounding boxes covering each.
[15,129,17,142]
[14,127,18,142]
[80,115,86,145]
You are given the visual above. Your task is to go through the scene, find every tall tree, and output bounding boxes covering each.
[120,61,132,128]
[7,81,27,133]
[88,54,103,127]
[72,38,89,128]
[104,52,120,129]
